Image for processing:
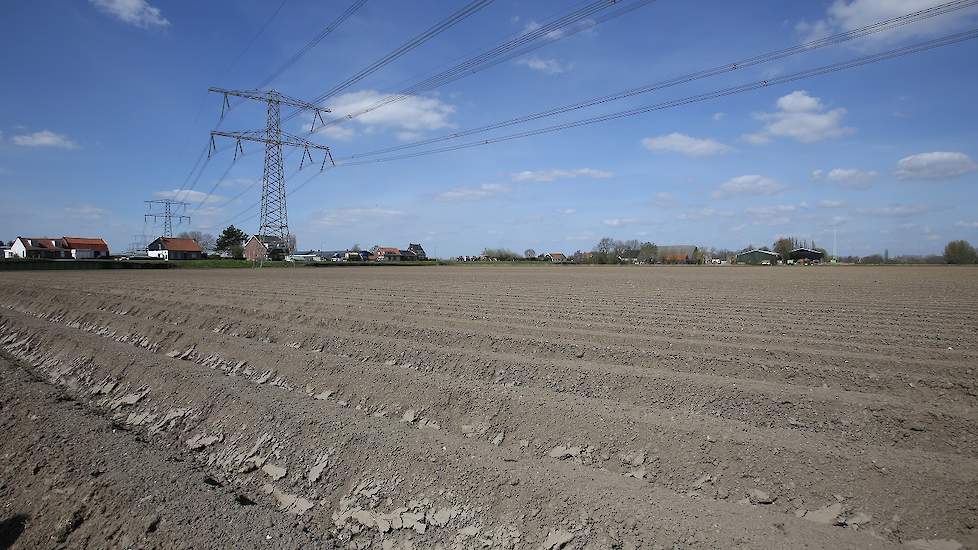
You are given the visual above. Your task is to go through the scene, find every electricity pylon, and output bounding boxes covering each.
[208,87,334,258]
[145,199,190,237]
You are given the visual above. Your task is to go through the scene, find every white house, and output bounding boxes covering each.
[10,237,70,259]
[8,236,110,259]
[146,237,203,260]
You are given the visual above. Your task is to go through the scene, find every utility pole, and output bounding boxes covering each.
[145,199,190,238]
[208,87,334,261]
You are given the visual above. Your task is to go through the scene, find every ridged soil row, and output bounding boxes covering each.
[0,311,901,549]
[1,297,976,542]
[3,291,976,460]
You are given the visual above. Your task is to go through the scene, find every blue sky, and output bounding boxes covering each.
[2,0,977,257]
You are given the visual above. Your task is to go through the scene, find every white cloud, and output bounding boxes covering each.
[817,199,846,208]
[712,174,785,198]
[745,204,799,217]
[90,0,169,28]
[677,207,719,221]
[516,57,570,74]
[825,215,849,227]
[64,204,107,221]
[652,191,676,208]
[895,151,978,180]
[315,90,456,139]
[641,133,732,157]
[558,208,576,215]
[856,204,928,217]
[813,167,879,188]
[311,207,404,227]
[510,168,612,182]
[603,218,639,227]
[316,124,356,141]
[798,0,978,45]
[435,183,510,202]
[955,221,978,228]
[12,130,79,150]
[712,112,725,121]
[745,91,853,144]
[154,189,223,204]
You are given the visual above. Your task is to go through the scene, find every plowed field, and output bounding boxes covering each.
[1,265,976,549]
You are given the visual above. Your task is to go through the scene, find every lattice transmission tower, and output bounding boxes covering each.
[145,199,190,237]
[208,88,334,257]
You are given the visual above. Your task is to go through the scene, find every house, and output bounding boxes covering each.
[735,249,781,265]
[0,244,10,259]
[9,237,72,259]
[657,245,700,264]
[244,235,289,261]
[789,247,825,264]
[374,247,402,261]
[545,252,567,263]
[146,237,203,260]
[62,237,110,259]
[407,243,427,260]
[8,236,111,259]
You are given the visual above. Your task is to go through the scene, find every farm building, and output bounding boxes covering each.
[376,245,425,261]
[62,237,110,259]
[735,249,780,265]
[245,235,289,261]
[147,237,203,260]
[657,245,700,264]
[545,252,567,263]
[407,243,427,260]
[374,247,403,261]
[8,236,110,259]
[9,237,70,259]
[789,247,825,263]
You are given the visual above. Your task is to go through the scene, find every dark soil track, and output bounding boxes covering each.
[0,265,976,549]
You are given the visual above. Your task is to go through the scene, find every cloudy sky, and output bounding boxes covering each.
[2,0,977,256]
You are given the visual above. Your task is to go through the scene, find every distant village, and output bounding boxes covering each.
[3,229,972,265]
[1,231,818,266]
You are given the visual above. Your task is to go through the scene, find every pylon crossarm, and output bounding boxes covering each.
[211,130,332,151]
[208,87,331,114]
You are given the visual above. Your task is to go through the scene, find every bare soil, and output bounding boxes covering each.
[0,265,976,549]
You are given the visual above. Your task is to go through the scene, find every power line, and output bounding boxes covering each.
[310,0,656,129]
[282,0,494,122]
[217,26,978,227]
[256,0,370,89]
[225,0,291,81]
[332,28,978,165]
[337,0,978,161]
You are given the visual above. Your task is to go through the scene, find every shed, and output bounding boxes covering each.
[735,249,780,265]
[789,247,825,263]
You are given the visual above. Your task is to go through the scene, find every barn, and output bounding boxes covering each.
[735,249,780,265]
[789,247,825,263]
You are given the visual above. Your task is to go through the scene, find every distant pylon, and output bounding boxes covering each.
[145,199,190,237]
[208,87,334,258]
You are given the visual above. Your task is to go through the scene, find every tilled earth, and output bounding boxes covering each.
[0,265,976,549]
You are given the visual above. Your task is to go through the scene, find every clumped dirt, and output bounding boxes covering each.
[0,265,976,549]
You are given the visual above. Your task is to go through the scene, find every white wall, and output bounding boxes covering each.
[10,239,27,258]
[147,250,168,261]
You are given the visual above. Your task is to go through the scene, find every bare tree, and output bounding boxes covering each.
[178,231,216,252]
[524,248,536,259]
